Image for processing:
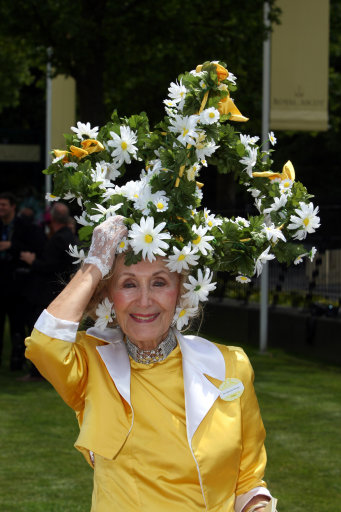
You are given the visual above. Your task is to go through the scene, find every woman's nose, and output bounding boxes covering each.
[137,286,153,307]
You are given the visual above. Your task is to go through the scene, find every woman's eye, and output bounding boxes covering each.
[153,280,166,287]
[123,282,135,288]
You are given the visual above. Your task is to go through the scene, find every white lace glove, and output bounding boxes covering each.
[84,215,128,278]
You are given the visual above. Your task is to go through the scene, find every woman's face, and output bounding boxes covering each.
[108,257,180,349]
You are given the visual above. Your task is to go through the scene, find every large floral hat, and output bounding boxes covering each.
[45,60,320,330]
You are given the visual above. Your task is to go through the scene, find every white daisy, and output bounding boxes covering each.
[183,268,217,307]
[268,131,277,146]
[294,254,304,265]
[52,155,64,164]
[71,121,99,140]
[64,162,78,169]
[254,198,263,213]
[153,193,169,212]
[116,237,129,254]
[240,134,259,149]
[247,187,261,198]
[279,178,293,193]
[91,163,115,190]
[234,216,250,229]
[173,305,198,330]
[191,225,214,255]
[163,99,177,109]
[99,160,121,181]
[187,163,201,181]
[236,275,251,284]
[67,244,86,264]
[107,125,138,166]
[263,194,287,214]
[63,191,83,208]
[239,147,258,177]
[288,202,320,240]
[45,192,60,202]
[89,203,123,223]
[167,79,187,110]
[200,107,220,125]
[168,114,198,146]
[129,216,171,262]
[95,298,114,330]
[195,140,220,161]
[166,244,200,273]
[254,246,275,277]
[204,208,223,229]
[120,180,144,201]
[133,184,155,215]
[226,71,237,85]
[262,223,286,244]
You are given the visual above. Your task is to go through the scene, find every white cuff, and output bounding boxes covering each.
[235,487,272,512]
[34,309,79,343]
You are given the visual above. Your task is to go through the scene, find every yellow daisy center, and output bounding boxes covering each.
[157,202,164,209]
[177,254,185,261]
[133,193,139,198]
[145,234,153,243]
[208,221,213,227]
[179,309,186,317]
[183,128,189,137]
[303,217,310,227]
[119,241,125,248]
[209,112,215,118]
[121,141,128,150]
[284,181,290,188]
[193,236,201,245]
[105,314,109,319]
[240,276,248,282]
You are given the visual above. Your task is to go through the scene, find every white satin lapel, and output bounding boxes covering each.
[87,327,132,406]
[176,330,226,443]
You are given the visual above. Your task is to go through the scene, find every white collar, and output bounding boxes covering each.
[86,326,226,442]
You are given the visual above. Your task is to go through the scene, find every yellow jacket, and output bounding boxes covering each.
[25,311,268,511]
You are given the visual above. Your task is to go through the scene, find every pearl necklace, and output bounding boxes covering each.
[126,329,177,364]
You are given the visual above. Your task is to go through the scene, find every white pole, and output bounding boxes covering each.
[45,47,52,202]
[260,1,271,352]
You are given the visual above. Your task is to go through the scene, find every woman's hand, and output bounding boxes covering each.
[46,216,127,322]
[84,215,128,278]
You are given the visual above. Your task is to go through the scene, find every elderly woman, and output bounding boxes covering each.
[24,59,320,512]
[25,216,275,512]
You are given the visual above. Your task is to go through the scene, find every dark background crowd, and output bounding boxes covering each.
[0,190,78,377]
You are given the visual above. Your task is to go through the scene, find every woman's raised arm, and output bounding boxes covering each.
[47,215,127,322]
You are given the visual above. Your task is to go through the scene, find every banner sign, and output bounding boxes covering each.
[270,0,329,131]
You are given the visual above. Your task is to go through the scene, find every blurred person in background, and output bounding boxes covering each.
[0,191,43,370]
[20,202,78,379]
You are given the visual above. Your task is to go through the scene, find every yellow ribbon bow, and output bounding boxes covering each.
[252,160,295,181]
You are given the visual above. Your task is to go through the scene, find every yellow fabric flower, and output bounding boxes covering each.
[70,145,88,159]
[218,94,249,122]
[252,160,295,181]
[81,139,105,155]
[53,149,70,164]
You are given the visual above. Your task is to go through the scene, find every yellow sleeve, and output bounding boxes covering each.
[233,349,268,495]
[25,328,88,412]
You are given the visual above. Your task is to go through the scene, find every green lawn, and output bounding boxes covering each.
[1,328,340,511]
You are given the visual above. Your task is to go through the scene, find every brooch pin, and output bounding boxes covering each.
[219,378,244,401]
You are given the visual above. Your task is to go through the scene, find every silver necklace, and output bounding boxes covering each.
[126,329,177,364]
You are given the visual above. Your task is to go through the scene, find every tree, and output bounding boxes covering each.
[0,0,280,127]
